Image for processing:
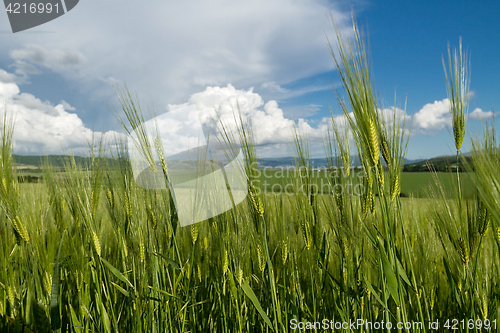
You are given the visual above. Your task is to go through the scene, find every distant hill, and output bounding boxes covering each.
[13,155,123,170]
[258,156,424,168]
[13,155,87,168]
[13,154,457,172]
[403,155,472,172]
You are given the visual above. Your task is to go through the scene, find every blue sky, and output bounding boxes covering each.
[0,0,498,160]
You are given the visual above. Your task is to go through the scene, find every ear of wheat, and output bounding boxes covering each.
[377,160,384,191]
[494,227,500,247]
[191,224,199,245]
[203,236,209,251]
[197,264,202,282]
[477,200,490,237]
[390,173,400,200]
[106,189,114,210]
[480,293,488,319]
[146,203,158,230]
[458,237,469,267]
[281,241,288,265]
[124,191,131,217]
[368,118,380,167]
[381,133,391,166]
[91,229,101,257]
[248,184,264,216]
[302,221,312,250]
[236,265,243,284]
[443,38,469,153]
[256,245,265,272]
[11,215,30,243]
[222,249,229,275]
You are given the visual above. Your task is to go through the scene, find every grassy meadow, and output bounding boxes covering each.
[1,14,500,333]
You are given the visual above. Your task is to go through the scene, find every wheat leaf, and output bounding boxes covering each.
[241,279,274,330]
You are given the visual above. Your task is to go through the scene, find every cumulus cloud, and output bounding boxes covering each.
[0,77,330,157]
[468,107,494,120]
[165,84,328,155]
[0,82,20,98]
[0,69,19,84]
[2,72,467,159]
[413,98,451,132]
[412,99,496,134]
[60,100,76,111]
[0,80,117,155]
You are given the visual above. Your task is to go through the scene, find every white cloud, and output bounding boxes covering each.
[167,84,328,153]
[413,100,497,134]
[0,80,117,155]
[468,107,494,120]
[413,98,451,132]
[60,100,76,111]
[0,69,19,84]
[0,82,20,98]
[0,77,330,157]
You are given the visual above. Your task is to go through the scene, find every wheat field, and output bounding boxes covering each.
[0,13,499,333]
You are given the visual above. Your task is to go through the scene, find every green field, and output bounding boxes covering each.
[2,15,500,333]
[255,168,474,198]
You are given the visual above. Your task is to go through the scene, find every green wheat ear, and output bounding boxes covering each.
[191,224,199,244]
[443,38,469,152]
[368,118,380,166]
[480,294,488,320]
[380,132,391,166]
[281,241,288,265]
[390,173,400,200]
[377,159,384,191]
[248,184,264,216]
[11,215,29,243]
[256,245,265,272]
[495,227,500,247]
[222,249,229,275]
[458,237,469,267]
[477,200,490,237]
